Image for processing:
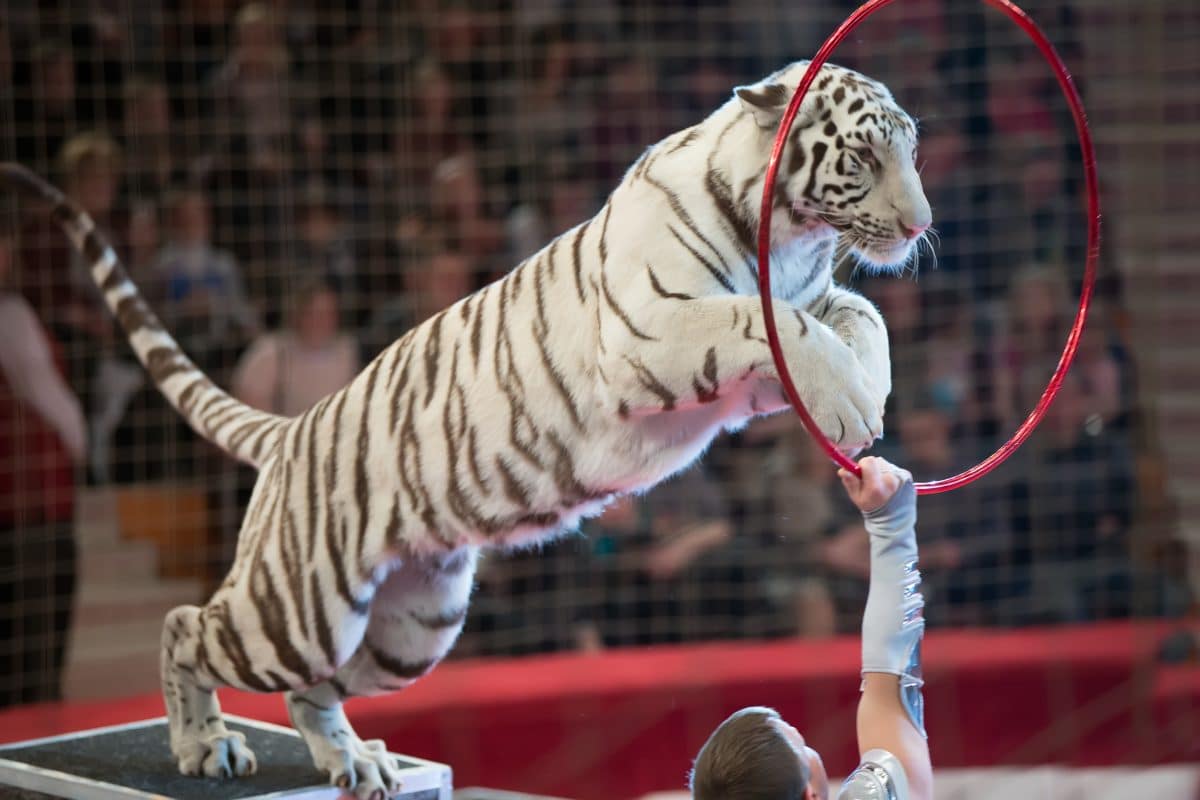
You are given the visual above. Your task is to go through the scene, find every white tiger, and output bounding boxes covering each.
[0,60,931,799]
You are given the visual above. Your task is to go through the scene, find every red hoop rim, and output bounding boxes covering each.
[756,0,1101,495]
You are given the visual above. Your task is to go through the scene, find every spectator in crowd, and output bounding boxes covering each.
[910,113,980,283]
[982,49,1085,289]
[14,41,78,177]
[291,114,347,203]
[17,132,125,420]
[121,75,179,199]
[391,59,471,215]
[153,187,260,374]
[713,417,840,638]
[572,465,734,650]
[592,52,671,189]
[161,0,230,122]
[1011,369,1136,622]
[211,2,292,181]
[994,264,1124,434]
[986,47,1057,140]
[506,24,595,202]
[0,225,87,707]
[679,56,738,123]
[364,210,479,354]
[506,156,598,263]
[293,185,358,307]
[429,154,506,276]
[232,278,360,417]
[207,1,294,264]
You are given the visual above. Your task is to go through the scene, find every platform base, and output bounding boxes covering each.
[0,715,451,800]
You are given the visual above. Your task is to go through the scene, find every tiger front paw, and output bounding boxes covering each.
[802,345,884,456]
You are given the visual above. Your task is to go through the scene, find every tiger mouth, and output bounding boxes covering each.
[852,237,916,269]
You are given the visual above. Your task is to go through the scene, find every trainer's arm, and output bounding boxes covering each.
[839,457,933,800]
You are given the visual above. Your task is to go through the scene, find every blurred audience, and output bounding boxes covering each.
[1,0,1182,662]
[0,226,86,707]
[1010,370,1137,622]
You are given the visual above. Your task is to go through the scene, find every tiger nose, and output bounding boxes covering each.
[901,219,930,239]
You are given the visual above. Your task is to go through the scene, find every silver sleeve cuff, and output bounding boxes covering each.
[836,748,911,800]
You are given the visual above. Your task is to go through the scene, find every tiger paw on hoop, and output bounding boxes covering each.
[793,326,884,457]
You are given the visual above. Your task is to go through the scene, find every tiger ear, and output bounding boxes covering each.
[735,82,791,129]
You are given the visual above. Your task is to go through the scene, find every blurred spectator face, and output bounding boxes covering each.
[436,8,478,66]
[408,252,474,320]
[609,57,656,106]
[301,203,340,246]
[918,127,967,189]
[72,160,119,217]
[549,176,590,231]
[295,286,340,348]
[1043,370,1086,444]
[686,60,734,113]
[987,51,1054,137]
[173,192,212,246]
[431,155,484,226]
[37,49,75,111]
[299,117,327,159]
[541,38,572,88]
[234,4,283,72]
[415,63,454,124]
[127,201,160,264]
[126,80,171,137]
[899,408,953,470]
[1021,147,1064,208]
[1010,269,1065,339]
[60,133,123,215]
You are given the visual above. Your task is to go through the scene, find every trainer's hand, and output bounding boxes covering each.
[838,456,906,514]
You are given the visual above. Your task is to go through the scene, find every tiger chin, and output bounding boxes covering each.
[0,59,930,799]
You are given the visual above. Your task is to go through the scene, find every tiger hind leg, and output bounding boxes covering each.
[161,605,257,778]
[160,542,377,782]
[286,548,478,800]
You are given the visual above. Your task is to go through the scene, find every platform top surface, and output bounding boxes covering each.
[0,719,432,800]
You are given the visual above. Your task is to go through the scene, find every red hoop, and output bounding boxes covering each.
[757,0,1100,494]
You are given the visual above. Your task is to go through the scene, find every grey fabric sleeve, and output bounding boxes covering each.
[860,471,925,736]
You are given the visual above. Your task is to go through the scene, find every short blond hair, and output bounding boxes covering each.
[58,132,123,184]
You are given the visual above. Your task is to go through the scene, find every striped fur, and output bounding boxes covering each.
[1,60,929,799]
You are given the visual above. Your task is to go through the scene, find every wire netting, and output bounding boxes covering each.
[0,0,1194,704]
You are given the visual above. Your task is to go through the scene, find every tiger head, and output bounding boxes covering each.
[735,61,932,270]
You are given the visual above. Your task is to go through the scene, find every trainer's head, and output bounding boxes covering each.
[690,707,830,800]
